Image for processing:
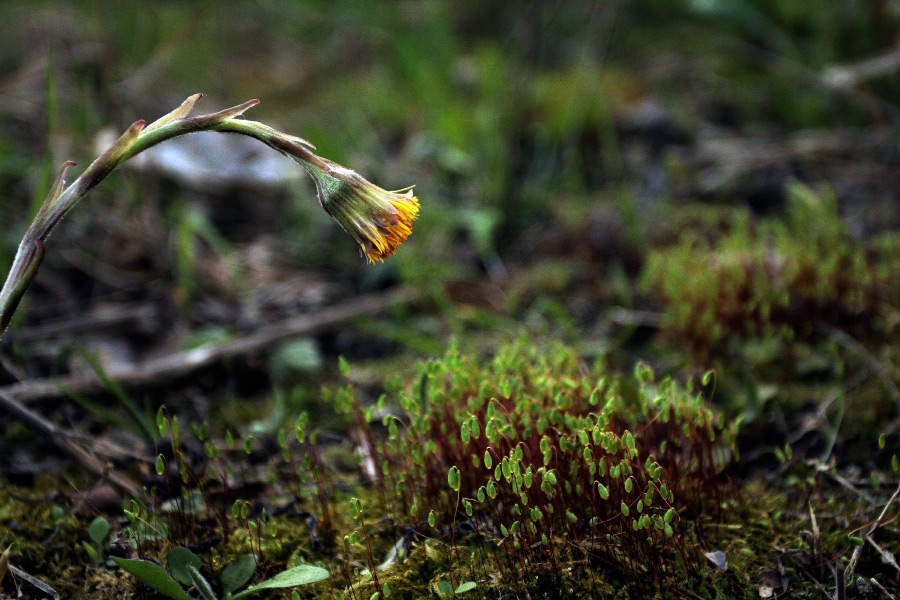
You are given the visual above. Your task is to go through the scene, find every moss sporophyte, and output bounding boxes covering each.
[323,339,740,596]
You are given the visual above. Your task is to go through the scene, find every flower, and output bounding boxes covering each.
[301,160,419,264]
[222,118,419,264]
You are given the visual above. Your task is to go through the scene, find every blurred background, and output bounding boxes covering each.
[2,2,900,598]
[1,0,900,448]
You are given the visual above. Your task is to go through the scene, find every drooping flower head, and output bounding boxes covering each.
[301,160,419,264]
[217,118,419,264]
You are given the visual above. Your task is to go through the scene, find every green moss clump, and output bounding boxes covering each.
[0,480,104,600]
[344,337,738,597]
[643,182,900,366]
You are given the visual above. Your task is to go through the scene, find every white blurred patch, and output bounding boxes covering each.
[94,128,303,194]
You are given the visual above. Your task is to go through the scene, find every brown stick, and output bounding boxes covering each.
[2,302,158,344]
[823,46,900,90]
[0,389,142,498]
[846,481,900,583]
[0,286,419,404]
[8,564,60,600]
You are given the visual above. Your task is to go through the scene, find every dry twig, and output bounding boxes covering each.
[823,46,900,90]
[8,564,60,600]
[0,389,141,498]
[0,286,418,404]
[0,287,419,498]
[846,481,900,583]
[868,577,898,600]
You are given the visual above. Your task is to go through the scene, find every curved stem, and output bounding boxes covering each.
[0,94,416,339]
[0,98,316,339]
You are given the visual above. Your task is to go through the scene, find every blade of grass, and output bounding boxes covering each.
[76,343,157,444]
[60,384,139,436]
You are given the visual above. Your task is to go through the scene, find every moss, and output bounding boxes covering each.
[2,340,896,599]
[644,182,900,367]
[325,337,740,597]
[0,479,101,599]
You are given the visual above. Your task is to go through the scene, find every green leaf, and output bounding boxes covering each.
[187,564,217,600]
[436,580,453,598]
[111,557,193,600]
[221,554,257,596]
[231,565,330,598]
[88,516,110,546]
[76,343,157,443]
[455,581,477,594]
[168,547,202,586]
[82,541,99,563]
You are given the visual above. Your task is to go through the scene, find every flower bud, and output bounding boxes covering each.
[302,161,419,264]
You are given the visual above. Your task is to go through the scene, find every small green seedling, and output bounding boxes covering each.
[82,516,110,564]
[435,579,477,598]
[41,505,66,535]
[168,547,204,588]
[112,548,329,600]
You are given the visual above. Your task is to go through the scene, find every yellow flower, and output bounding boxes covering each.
[302,161,419,264]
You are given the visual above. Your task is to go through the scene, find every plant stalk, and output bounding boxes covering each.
[0,96,335,338]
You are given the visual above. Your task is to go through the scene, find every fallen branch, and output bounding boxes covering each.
[823,46,900,90]
[1,302,158,345]
[0,389,142,498]
[0,286,419,404]
[0,286,420,497]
